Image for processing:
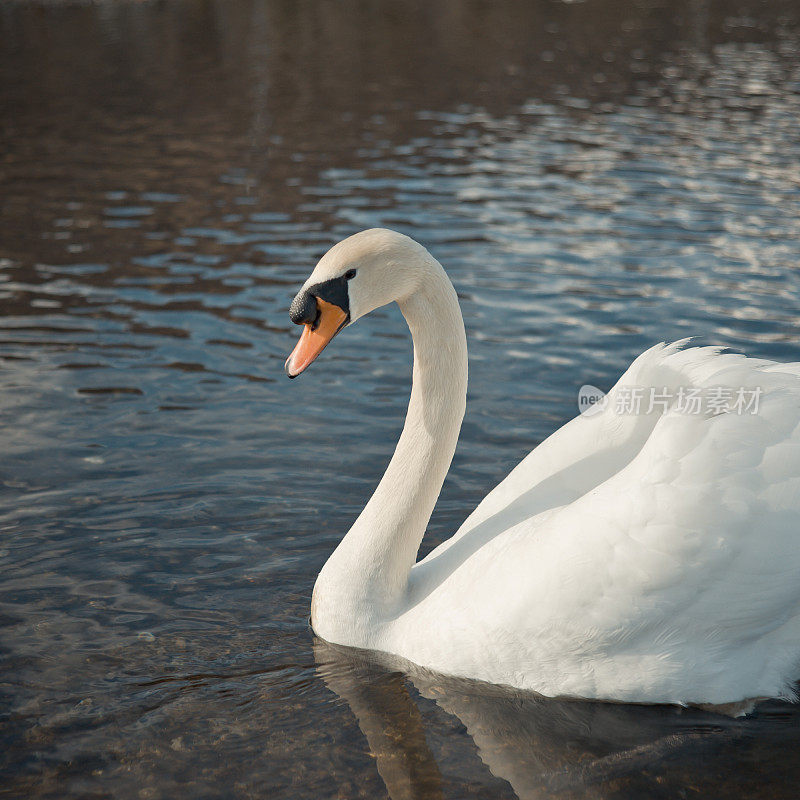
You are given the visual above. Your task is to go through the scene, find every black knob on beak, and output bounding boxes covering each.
[289,289,318,326]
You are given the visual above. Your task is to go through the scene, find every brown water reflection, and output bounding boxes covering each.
[4,0,799,276]
[2,1,800,798]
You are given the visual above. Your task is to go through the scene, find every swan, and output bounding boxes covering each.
[285,228,800,706]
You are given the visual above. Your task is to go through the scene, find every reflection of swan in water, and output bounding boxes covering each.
[314,639,800,800]
[314,640,444,800]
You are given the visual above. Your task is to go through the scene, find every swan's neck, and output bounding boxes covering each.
[312,259,467,635]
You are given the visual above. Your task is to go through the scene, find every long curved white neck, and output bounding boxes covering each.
[312,258,468,637]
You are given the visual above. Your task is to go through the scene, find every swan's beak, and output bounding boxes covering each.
[285,298,349,378]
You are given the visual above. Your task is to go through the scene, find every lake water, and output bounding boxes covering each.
[2,1,800,798]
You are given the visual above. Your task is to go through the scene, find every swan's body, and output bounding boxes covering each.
[287,228,800,706]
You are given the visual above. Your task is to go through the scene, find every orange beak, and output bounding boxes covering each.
[285,297,349,378]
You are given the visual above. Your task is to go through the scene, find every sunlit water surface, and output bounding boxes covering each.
[2,1,800,798]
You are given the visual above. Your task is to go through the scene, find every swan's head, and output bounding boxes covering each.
[284,228,426,377]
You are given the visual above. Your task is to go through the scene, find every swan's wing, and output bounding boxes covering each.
[427,340,744,557]
[470,350,800,702]
[412,345,800,701]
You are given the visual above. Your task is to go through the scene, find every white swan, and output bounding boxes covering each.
[285,228,800,706]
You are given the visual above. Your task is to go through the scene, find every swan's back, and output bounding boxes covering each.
[406,342,800,704]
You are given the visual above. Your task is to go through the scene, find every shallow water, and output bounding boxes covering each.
[2,1,800,798]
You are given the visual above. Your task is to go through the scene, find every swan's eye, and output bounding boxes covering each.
[344,269,357,280]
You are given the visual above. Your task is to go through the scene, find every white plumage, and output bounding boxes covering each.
[294,229,800,706]
[407,342,800,703]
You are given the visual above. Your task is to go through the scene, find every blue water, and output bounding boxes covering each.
[2,2,799,798]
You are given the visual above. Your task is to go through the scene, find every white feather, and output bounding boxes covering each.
[306,229,800,706]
